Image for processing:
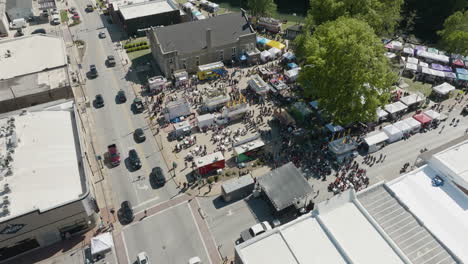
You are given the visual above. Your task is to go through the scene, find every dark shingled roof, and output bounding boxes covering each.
[152,12,252,54]
[258,162,313,211]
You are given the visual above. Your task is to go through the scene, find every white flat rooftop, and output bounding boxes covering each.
[119,0,176,20]
[0,104,85,221]
[0,35,67,80]
[195,151,224,168]
[234,139,265,155]
[388,165,468,262]
[430,140,468,185]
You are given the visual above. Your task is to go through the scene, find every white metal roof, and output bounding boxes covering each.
[194,151,224,168]
[429,140,468,190]
[119,0,176,20]
[240,233,298,264]
[364,131,389,146]
[234,139,265,155]
[388,165,468,262]
[0,35,66,80]
[0,103,85,222]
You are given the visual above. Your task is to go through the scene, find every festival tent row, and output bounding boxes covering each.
[433,82,455,96]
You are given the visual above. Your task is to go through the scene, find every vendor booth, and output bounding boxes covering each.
[269,78,288,92]
[452,58,465,68]
[195,152,225,175]
[403,117,421,133]
[215,103,249,124]
[148,76,167,93]
[203,95,230,112]
[403,47,414,56]
[431,63,452,72]
[268,47,281,58]
[234,139,265,163]
[164,99,191,121]
[282,52,295,62]
[285,68,300,82]
[328,136,357,162]
[413,113,432,126]
[400,93,424,108]
[432,82,455,96]
[173,120,192,137]
[197,61,226,80]
[363,132,389,153]
[383,124,403,143]
[287,62,298,69]
[173,70,189,88]
[384,41,403,51]
[417,50,450,64]
[256,37,270,46]
[384,101,408,118]
[325,123,344,134]
[91,232,114,258]
[260,50,271,62]
[424,109,445,123]
[393,120,411,135]
[196,113,215,130]
[266,40,285,50]
[248,74,270,96]
[376,107,389,121]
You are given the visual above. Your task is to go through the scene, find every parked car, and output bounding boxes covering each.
[117,90,126,103]
[128,149,141,170]
[106,55,116,67]
[107,144,120,166]
[51,9,59,15]
[89,64,98,78]
[240,221,272,243]
[52,14,60,25]
[188,257,202,264]
[31,28,46,34]
[42,9,49,17]
[134,128,146,143]
[98,32,106,38]
[150,167,166,186]
[137,252,149,264]
[95,94,104,108]
[72,13,80,20]
[69,7,77,13]
[118,201,134,224]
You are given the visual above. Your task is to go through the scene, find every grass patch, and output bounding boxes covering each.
[401,77,433,97]
[60,10,69,23]
[96,0,106,8]
[127,49,151,61]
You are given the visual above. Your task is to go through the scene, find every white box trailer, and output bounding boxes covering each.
[9,18,26,29]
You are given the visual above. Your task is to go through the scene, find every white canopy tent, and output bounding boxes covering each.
[376,107,389,120]
[197,113,215,129]
[433,82,455,95]
[260,50,271,62]
[325,123,344,133]
[403,118,421,133]
[424,110,441,120]
[383,124,403,143]
[91,232,114,256]
[384,101,408,115]
[268,47,281,58]
[400,93,424,106]
[393,120,411,134]
[405,63,418,71]
[403,47,414,55]
[364,132,389,153]
[407,57,418,64]
[417,50,449,64]
[285,68,301,81]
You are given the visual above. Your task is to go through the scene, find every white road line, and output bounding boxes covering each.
[121,231,132,264]
[188,201,213,264]
[124,200,187,230]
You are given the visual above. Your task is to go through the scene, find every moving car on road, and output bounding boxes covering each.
[106,55,116,67]
[95,94,104,108]
[31,28,46,34]
[188,257,202,264]
[85,4,94,12]
[128,149,142,170]
[137,252,149,264]
[132,97,144,113]
[118,201,134,224]
[240,221,272,243]
[98,32,106,38]
[150,167,166,187]
[107,144,120,166]
[134,128,146,143]
[89,64,98,78]
[69,7,77,13]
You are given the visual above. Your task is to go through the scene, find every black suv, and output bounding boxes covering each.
[118,201,134,224]
[89,64,98,78]
[151,167,166,187]
[128,149,141,170]
[106,55,116,67]
[117,90,126,103]
[95,94,104,108]
[134,128,146,143]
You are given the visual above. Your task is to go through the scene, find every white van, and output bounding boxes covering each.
[52,14,60,25]
[9,18,27,29]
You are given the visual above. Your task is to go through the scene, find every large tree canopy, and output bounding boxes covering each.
[437,10,468,56]
[307,0,404,35]
[247,0,277,17]
[297,17,397,125]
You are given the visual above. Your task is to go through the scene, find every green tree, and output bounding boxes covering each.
[298,17,397,125]
[437,10,468,56]
[247,0,277,17]
[308,0,404,35]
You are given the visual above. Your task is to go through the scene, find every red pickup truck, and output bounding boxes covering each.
[108,144,120,166]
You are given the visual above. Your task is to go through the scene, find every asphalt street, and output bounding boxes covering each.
[122,202,210,264]
[70,2,177,211]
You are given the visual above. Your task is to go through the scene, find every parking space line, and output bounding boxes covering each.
[120,231,131,264]
[188,201,213,264]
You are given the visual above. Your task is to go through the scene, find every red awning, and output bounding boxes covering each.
[413,113,432,124]
[452,59,465,67]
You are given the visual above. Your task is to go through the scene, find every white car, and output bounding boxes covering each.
[188,256,202,264]
[240,221,272,242]
[137,252,149,264]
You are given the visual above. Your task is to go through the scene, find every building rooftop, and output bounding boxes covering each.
[429,139,468,190]
[119,0,177,20]
[152,12,252,54]
[0,35,67,80]
[0,101,86,222]
[195,151,224,168]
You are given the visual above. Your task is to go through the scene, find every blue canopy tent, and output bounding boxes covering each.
[456,68,468,75]
[282,52,296,61]
[287,62,298,69]
[239,54,248,61]
[256,37,270,45]
[325,123,344,133]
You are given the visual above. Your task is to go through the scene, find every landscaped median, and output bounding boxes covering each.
[60,10,68,23]
[124,41,150,53]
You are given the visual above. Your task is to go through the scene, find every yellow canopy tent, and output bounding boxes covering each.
[266,40,285,50]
